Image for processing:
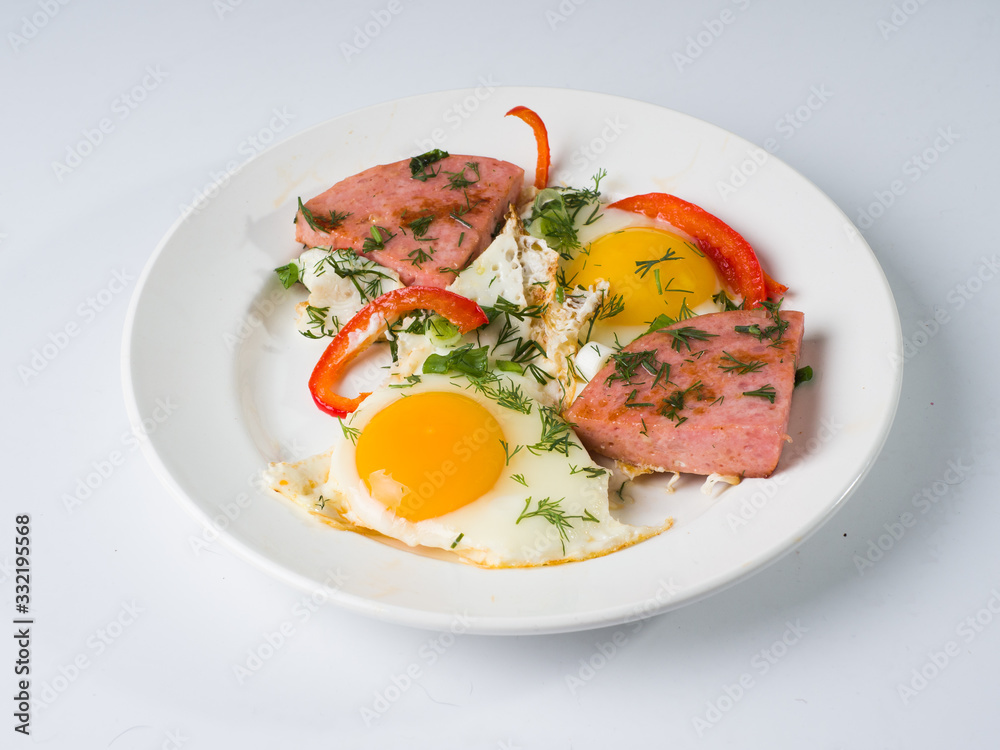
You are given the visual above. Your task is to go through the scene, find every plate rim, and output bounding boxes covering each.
[121,85,904,635]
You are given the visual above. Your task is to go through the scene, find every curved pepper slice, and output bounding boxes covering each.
[505,106,550,190]
[608,192,784,308]
[309,287,488,418]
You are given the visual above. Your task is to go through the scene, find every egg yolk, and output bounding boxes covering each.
[354,392,506,522]
[568,227,720,325]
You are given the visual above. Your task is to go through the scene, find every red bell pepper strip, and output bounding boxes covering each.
[309,287,488,418]
[608,193,785,308]
[505,106,550,190]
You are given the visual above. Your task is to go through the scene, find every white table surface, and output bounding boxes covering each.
[4,0,999,747]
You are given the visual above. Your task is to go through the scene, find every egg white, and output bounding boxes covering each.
[265,373,669,567]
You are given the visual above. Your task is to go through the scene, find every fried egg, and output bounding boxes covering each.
[265,373,669,567]
[568,207,725,346]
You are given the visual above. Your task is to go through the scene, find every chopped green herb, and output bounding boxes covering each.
[296,198,321,231]
[663,326,718,353]
[635,248,679,278]
[515,496,599,554]
[795,365,814,386]
[511,474,528,487]
[362,225,396,253]
[410,149,449,181]
[339,419,360,445]
[274,261,301,289]
[524,170,605,258]
[450,533,464,549]
[443,161,480,190]
[605,350,661,387]
[676,297,697,321]
[312,249,395,302]
[569,465,608,479]
[407,245,435,268]
[719,351,767,375]
[643,313,676,336]
[657,381,704,427]
[496,360,523,374]
[422,344,489,377]
[743,384,777,403]
[624,389,654,408]
[406,214,435,239]
[388,374,423,389]
[527,406,578,456]
[500,440,522,466]
[301,305,338,339]
[713,289,742,311]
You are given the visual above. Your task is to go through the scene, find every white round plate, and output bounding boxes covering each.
[122,87,901,635]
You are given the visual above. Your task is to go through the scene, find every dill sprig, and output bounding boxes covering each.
[662,326,718,353]
[515,496,599,554]
[339,419,360,445]
[635,249,679,278]
[407,245,435,268]
[743,384,777,403]
[500,440,522,466]
[713,289,742,311]
[406,214,436,239]
[361,225,395,253]
[718,351,767,375]
[300,305,338,339]
[527,406,578,456]
[525,170,605,258]
[657,381,704,427]
[605,350,661,387]
[443,161,480,190]
[312,249,395,302]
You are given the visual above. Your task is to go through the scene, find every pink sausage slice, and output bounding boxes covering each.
[295,154,524,288]
[565,309,805,478]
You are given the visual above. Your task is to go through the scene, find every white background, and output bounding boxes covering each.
[3,0,998,747]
